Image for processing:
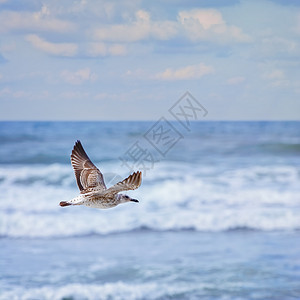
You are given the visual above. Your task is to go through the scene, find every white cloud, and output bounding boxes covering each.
[0,87,10,97]
[26,34,78,57]
[0,42,16,54]
[93,9,177,42]
[179,9,224,30]
[60,91,90,99]
[109,43,127,56]
[93,92,129,102]
[155,63,214,80]
[88,43,107,56]
[270,79,290,88]
[125,68,147,78]
[263,70,285,80]
[93,10,150,42]
[60,68,97,85]
[295,12,300,34]
[260,36,299,58]
[178,9,251,43]
[92,8,249,45]
[0,6,76,34]
[227,76,245,85]
[87,43,127,57]
[262,69,290,88]
[0,87,30,99]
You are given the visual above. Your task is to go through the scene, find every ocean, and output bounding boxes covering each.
[0,121,299,299]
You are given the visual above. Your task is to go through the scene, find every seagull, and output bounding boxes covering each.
[59,140,142,209]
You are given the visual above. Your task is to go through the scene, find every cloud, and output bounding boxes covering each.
[261,36,299,56]
[87,43,127,57]
[93,9,177,42]
[269,0,300,6]
[26,34,78,57]
[262,69,290,88]
[0,42,16,54]
[0,87,31,99]
[178,9,251,43]
[92,8,249,46]
[179,9,225,30]
[60,68,97,85]
[59,91,90,99]
[226,76,245,85]
[109,43,127,56]
[263,69,285,80]
[125,68,147,78]
[155,63,214,80]
[0,5,76,33]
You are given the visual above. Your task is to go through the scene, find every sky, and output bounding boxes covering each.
[0,0,299,120]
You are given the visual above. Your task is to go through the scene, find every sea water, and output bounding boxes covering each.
[0,121,299,299]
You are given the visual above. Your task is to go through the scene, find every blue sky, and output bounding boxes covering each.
[0,0,299,120]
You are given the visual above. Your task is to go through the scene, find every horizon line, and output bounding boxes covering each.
[0,119,299,122]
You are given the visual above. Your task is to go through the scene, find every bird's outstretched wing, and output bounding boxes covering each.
[103,171,142,196]
[71,140,106,192]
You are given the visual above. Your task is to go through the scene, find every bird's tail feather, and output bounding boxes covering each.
[59,201,71,207]
[60,196,84,207]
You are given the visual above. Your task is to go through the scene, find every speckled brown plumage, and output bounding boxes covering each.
[59,140,142,209]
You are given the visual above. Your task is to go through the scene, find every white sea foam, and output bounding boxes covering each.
[0,163,299,238]
[0,281,215,300]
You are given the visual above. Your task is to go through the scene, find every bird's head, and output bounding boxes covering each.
[118,194,139,204]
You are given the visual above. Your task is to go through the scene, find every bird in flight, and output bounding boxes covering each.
[60,140,142,209]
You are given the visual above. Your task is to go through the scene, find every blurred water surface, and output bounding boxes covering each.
[0,121,299,299]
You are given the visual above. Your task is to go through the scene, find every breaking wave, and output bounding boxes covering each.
[0,163,299,238]
[0,281,214,300]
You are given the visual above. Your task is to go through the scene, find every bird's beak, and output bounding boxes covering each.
[131,199,139,203]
